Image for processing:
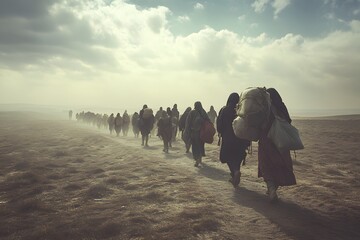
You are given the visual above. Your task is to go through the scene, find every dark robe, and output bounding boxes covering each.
[139,109,154,136]
[217,93,250,176]
[157,115,172,142]
[258,88,296,186]
[184,102,209,161]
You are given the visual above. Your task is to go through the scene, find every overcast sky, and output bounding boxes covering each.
[0,0,359,115]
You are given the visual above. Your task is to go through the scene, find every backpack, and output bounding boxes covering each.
[233,87,271,141]
[200,120,216,144]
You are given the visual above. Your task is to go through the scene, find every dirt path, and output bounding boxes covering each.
[0,112,359,240]
[77,118,360,240]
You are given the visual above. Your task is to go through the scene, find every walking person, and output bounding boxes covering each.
[139,105,155,147]
[166,107,173,147]
[207,105,217,124]
[114,113,122,137]
[217,93,250,188]
[157,111,172,153]
[258,88,297,202]
[179,107,192,153]
[184,101,209,167]
[108,113,115,135]
[122,110,130,136]
[131,112,140,138]
[171,104,180,142]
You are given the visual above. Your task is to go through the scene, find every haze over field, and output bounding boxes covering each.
[0,0,359,115]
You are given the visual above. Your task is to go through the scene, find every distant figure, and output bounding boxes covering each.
[217,93,250,188]
[171,104,180,141]
[132,112,140,138]
[68,110,73,120]
[155,107,164,122]
[207,105,218,124]
[139,105,155,147]
[157,111,172,153]
[108,113,115,135]
[166,107,173,147]
[179,107,192,153]
[122,110,130,136]
[96,114,102,129]
[114,113,122,137]
[184,101,209,167]
[258,88,296,202]
[102,114,109,130]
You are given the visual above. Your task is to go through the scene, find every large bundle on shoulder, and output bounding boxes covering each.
[232,87,271,141]
[142,108,154,119]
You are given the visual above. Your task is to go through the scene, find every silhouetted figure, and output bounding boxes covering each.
[184,101,209,167]
[258,88,296,202]
[132,112,140,138]
[157,111,172,153]
[179,107,192,153]
[166,107,173,147]
[217,93,250,188]
[139,105,155,147]
[122,110,130,136]
[155,107,164,122]
[207,105,217,124]
[114,113,122,137]
[69,110,73,120]
[108,113,115,135]
[171,104,180,141]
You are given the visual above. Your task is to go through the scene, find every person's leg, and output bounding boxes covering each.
[227,159,241,188]
[163,139,167,152]
[145,134,149,146]
[165,140,169,153]
[192,135,202,167]
[186,142,190,153]
[266,181,278,202]
[200,141,205,156]
[226,162,234,183]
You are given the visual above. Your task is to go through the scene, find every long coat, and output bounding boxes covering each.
[217,105,249,164]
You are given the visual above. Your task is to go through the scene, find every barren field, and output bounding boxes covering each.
[0,112,359,240]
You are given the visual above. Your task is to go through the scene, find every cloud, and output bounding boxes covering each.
[272,0,291,19]
[194,3,205,10]
[238,15,246,21]
[0,0,359,112]
[251,0,270,13]
[178,15,190,23]
[252,0,291,19]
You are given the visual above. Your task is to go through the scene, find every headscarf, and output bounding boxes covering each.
[267,88,291,123]
[184,107,191,115]
[226,92,240,109]
[166,107,172,117]
[194,101,209,120]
